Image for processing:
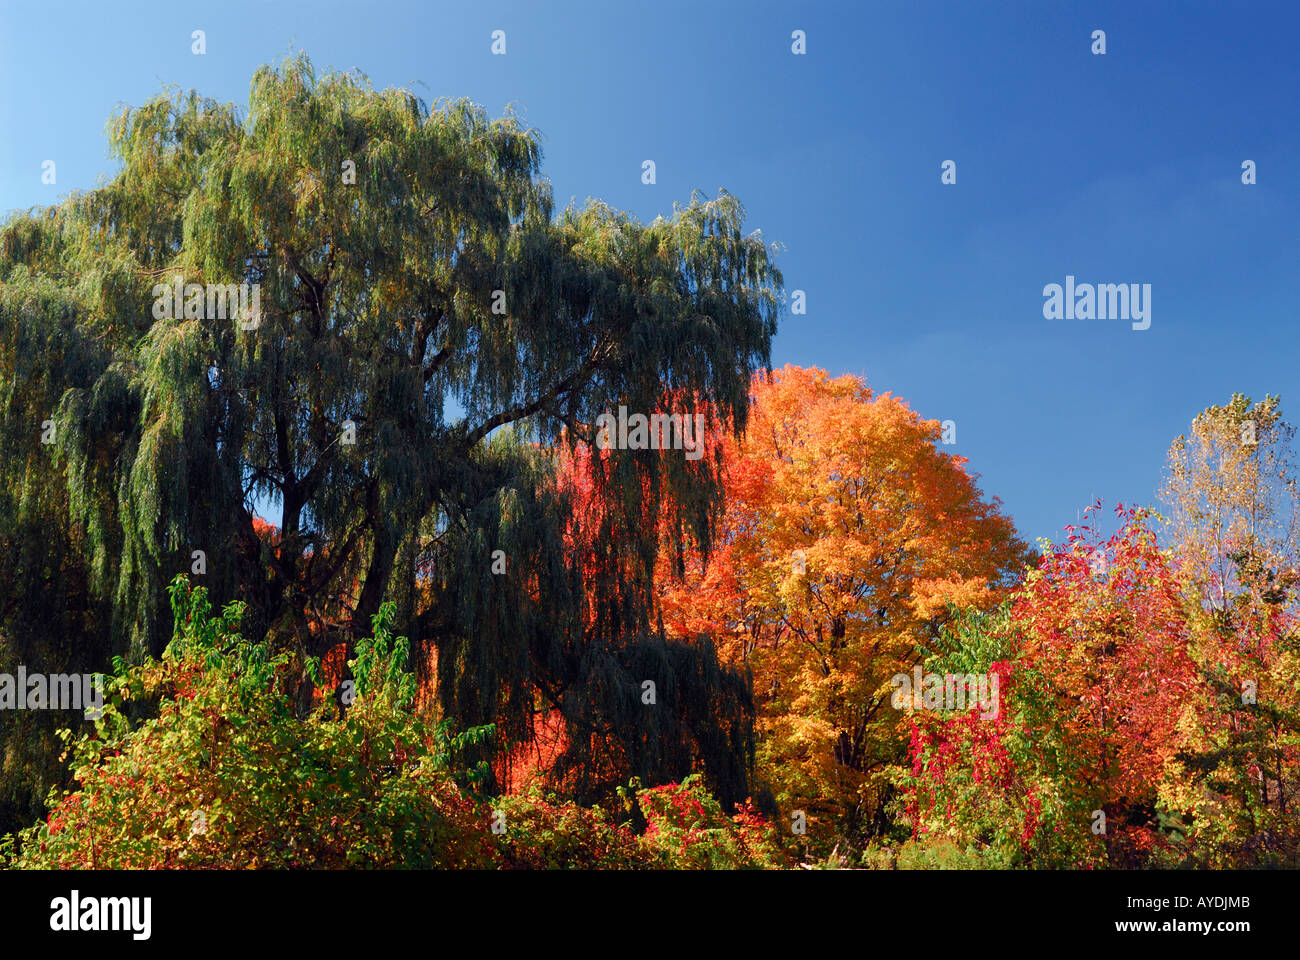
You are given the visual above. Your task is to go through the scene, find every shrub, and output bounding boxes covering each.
[2,577,496,868]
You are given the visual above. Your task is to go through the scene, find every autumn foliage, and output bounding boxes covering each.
[6,367,1299,870]
[653,366,1030,846]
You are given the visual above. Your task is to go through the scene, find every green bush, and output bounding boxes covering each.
[2,577,497,868]
[490,791,643,869]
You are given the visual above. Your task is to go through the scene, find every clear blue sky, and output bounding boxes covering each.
[2,0,1297,544]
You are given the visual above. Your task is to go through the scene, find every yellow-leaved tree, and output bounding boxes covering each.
[1158,395,1300,864]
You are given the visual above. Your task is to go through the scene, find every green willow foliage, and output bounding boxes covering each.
[0,276,115,830]
[0,54,781,829]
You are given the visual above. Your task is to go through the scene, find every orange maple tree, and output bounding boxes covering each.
[653,365,1030,843]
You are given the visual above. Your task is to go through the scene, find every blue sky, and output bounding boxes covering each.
[2,0,1297,544]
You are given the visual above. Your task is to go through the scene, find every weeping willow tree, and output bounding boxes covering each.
[0,273,116,832]
[0,54,781,817]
